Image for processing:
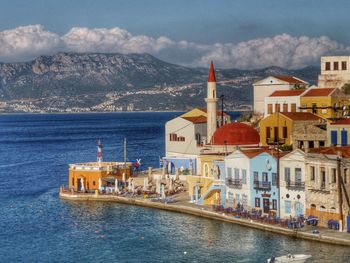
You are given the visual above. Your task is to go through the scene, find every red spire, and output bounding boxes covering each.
[208,61,216,82]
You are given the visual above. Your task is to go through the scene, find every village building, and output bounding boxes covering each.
[279,149,306,218]
[300,87,349,120]
[305,147,350,229]
[318,56,350,89]
[264,89,307,117]
[327,118,350,146]
[253,76,309,115]
[259,112,326,149]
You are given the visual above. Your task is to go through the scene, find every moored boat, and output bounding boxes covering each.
[267,254,312,263]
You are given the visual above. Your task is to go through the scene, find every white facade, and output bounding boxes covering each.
[264,93,304,117]
[224,150,251,210]
[205,81,218,143]
[253,76,309,115]
[318,56,350,89]
[279,149,306,218]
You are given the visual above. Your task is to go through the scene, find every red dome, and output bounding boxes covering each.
[211,122,259,145]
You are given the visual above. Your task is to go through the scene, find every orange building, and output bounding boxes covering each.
[69,162,133,192]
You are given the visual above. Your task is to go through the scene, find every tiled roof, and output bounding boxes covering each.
[330,118,350,125]
[274,76,306,84]
[308,147,350,158]
[240,148,290,159]
[280,112,322,121]
[182,116,207,124]
[302,88,336,97]
[269,89,306,97]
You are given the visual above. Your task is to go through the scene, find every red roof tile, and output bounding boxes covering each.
[331,118,350,125]
[308,147,350,158]
[302,88,336,97]
[274,76,306,84]
[280,112,322,121]
[208,61,216,82]
[269,89,306,97]
[240,148,290,159]
[182,116,207,124]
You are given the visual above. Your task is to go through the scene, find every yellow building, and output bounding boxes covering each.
[300,87,349,120]
[69,162,133,192]
[187,154,225,206]
[259,112,325,148]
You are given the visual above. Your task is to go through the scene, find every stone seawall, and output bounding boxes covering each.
[59,192,350,247]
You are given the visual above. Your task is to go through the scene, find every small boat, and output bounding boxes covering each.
[267,254,312,263]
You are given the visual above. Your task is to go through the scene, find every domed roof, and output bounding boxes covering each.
[211,122,260,145]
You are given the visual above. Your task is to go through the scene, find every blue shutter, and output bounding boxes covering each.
[341,130,348,146]
[331,130,338,146]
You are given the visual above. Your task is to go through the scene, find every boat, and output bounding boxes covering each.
[267,254,312,263]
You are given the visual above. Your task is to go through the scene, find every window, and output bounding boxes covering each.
[227,167,232,180]
[169,133,177,141]
[325,62,331,70]
[234,168,240,180]
[285,200,292,213]
[262,172,268,182]
[332,168,337,183]
[204,163,210,177]
[331,130,338,146]
[272,173,277,186]
[255,198,260,207]
[242,169,247,184]
[93,181,96,186]
[72,177,74,186]
[275,104,280,113]
[310,166,315,181]
[266,127,271,139]
[308,141,314,149]
[272,199,277,210]
[285,167,290,182]
[341,129,348,146]
[283,103,288,112]
[195,133,201,145]
[342,61,347,70]
[321,168,326,188]
[334,61,339,70]
[319,141,325,147]
[236,194,240,204]
[254,171,259,182]
[283,126,288,139]
[312,103,317,114]
[291,103,296,112]
[295,168,302,183]
[268,104,273,114]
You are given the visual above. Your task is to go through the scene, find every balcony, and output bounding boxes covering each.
[253,180,271,190]
[266,138,286,145]
[226,178,242,189]
[286,181,305,191]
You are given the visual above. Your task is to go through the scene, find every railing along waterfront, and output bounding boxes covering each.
[253,180,271,190]
[286,181,305,190]
[226,178,242,189]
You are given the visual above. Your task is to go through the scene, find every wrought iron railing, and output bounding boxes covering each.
[286,181,305,190]
[253,180,271,190]
[226,178,242,189]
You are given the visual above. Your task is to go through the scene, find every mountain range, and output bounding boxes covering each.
[0,52,320,112]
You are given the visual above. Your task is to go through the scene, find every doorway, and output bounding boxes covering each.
[263,198,270,214]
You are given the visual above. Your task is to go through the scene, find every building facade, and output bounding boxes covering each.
[318,56,350,89]
[327,119,350,146]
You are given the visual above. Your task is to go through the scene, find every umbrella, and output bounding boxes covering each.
[114,178,119,193]
[81,178,85,192]
[98,177,103,191]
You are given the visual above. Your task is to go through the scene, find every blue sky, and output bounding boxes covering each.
[1,0,350,68]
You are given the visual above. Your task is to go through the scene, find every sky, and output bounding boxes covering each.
[1,0,350,69]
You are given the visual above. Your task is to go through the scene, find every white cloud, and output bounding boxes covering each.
[1,25,350,69]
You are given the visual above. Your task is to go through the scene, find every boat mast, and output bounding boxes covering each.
[124,138,127,167]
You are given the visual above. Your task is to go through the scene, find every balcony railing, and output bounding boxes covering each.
[266,138,286,145]
[226,178,242,189]
[253,180,271,190]
[286,181,305,190]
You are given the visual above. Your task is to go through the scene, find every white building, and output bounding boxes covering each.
[279,149,306,218]
[318,56,350,89]
[264,89,307,117]
[253,76,309,115]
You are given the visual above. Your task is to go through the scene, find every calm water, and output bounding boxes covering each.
[0,112,349,263]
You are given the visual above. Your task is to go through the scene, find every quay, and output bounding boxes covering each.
[59,189,350,247]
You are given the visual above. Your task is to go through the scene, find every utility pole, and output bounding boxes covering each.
[337,153,344,231]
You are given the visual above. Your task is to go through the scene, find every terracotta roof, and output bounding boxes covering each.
[240,148,290,159]
[274,76,306,84]
[280,112,322,121]
[308,147,350,158]
[302,88,336,97]
[331,119,350,125]
[208,61,216,82]
[269,89,306,97]
[211,122,260,146]
[182,116,207,124]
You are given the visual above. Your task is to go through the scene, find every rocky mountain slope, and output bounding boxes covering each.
[0,53,319,112]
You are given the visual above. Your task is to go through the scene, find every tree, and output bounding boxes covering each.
[341,83,350,94]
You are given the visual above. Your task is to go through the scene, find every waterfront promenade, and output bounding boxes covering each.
[59,190,350,247]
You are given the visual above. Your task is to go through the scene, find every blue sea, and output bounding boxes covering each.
[0,112,349,262]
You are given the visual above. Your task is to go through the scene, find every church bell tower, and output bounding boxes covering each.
[205,61,218,143]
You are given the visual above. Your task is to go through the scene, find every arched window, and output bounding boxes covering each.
[330,207,336,213]
[319,205,326,211]
[204,163,210,177]
[310,204,316,210]
[213,165,220,180]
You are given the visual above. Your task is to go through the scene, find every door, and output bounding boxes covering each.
[295,202,303,216]
[331,130,337,146]
[341,130,348,146]
[263,198,270,214]
[77,178,82,191]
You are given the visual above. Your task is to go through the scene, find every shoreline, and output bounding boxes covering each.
[59,191,350,247]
